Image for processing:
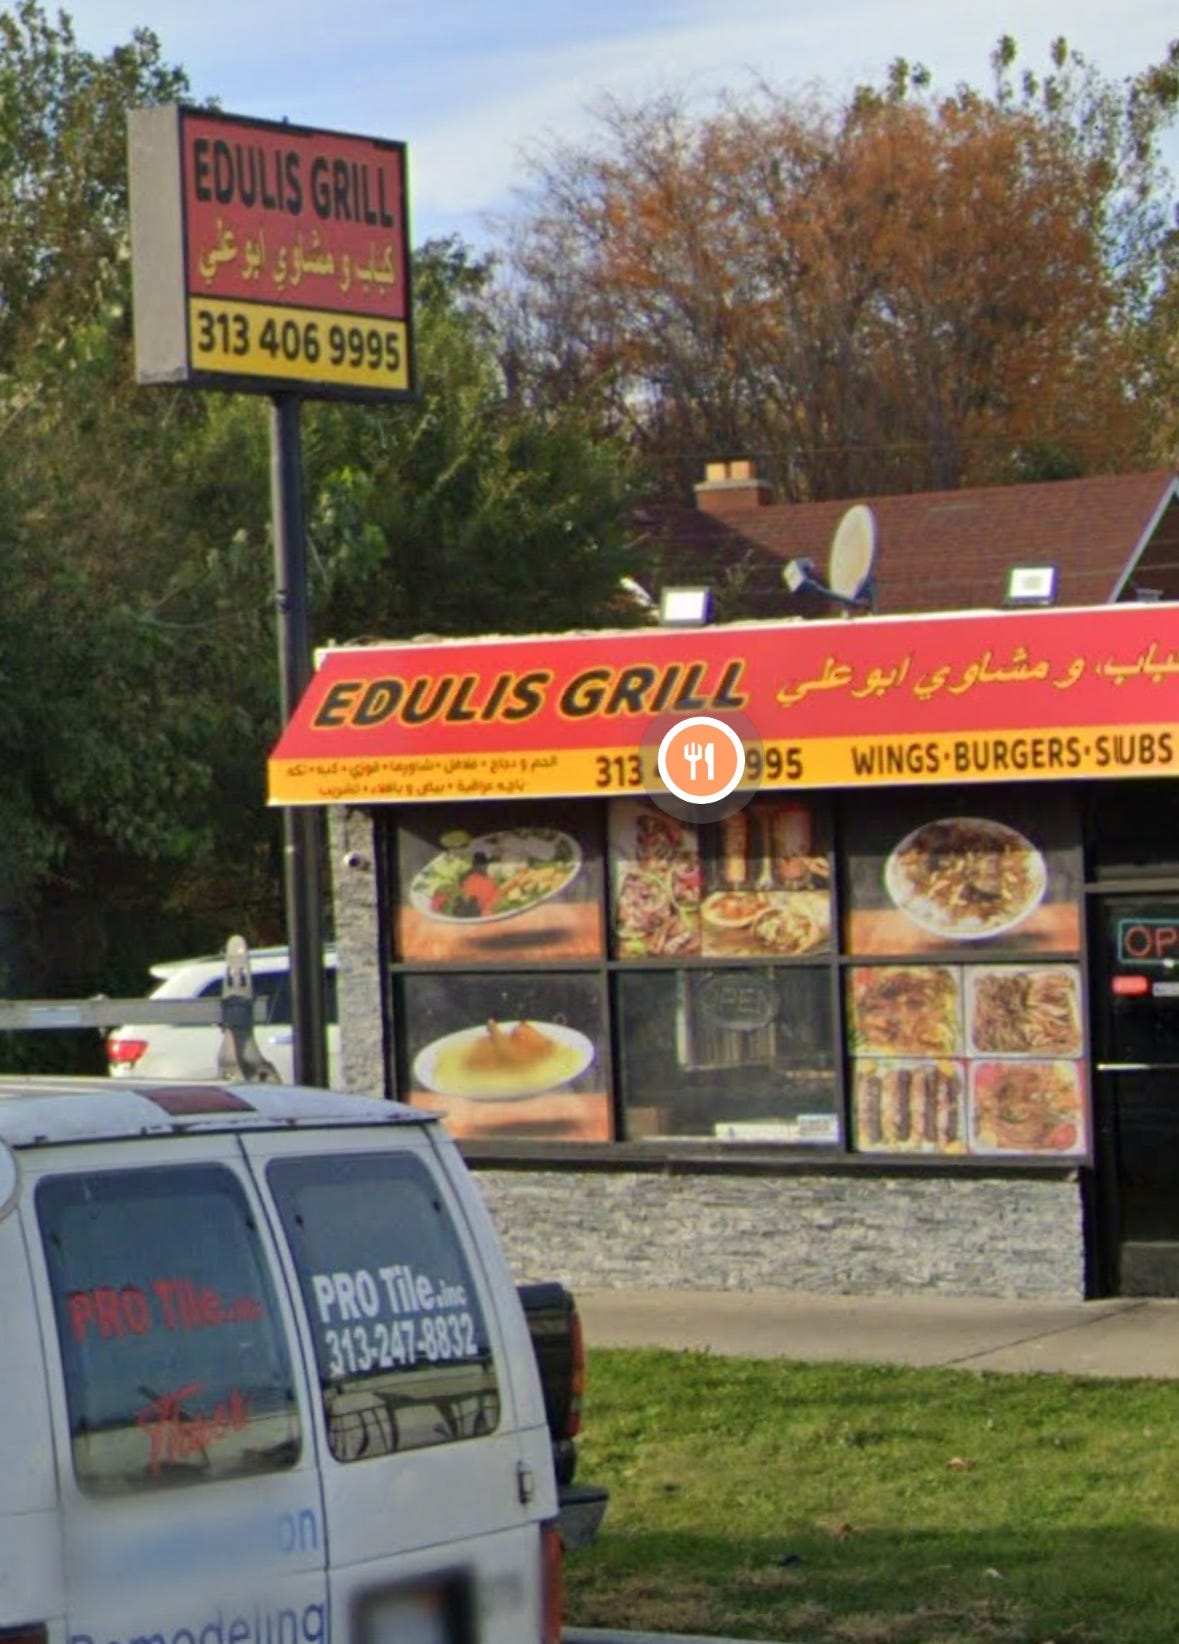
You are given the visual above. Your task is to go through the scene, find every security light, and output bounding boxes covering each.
[659,586,712,627]
[619,576,656,612]
[783,557,816,594]
[1004,566,1058,607]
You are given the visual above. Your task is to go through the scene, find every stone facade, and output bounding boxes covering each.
[329,807,386,1099]
[330,805,1089,1303]
[471,1167,1087,1300]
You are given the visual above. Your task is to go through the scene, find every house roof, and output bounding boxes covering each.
[643,469,1179,616]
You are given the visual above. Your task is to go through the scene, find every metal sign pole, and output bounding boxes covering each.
[269,393,329,1087]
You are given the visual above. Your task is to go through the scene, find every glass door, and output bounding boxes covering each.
[1093,896,1179,1294]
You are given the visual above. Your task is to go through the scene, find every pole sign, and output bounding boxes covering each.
[128,106,412,401]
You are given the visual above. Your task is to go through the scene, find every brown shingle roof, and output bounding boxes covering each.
[643,470,1179,616]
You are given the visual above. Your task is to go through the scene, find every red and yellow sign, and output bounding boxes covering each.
[268,604,1179,804]
[129,107,411,400]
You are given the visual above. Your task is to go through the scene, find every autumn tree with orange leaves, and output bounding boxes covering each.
[499,38,1179,500]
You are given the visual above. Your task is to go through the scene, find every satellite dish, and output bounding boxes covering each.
[827,505,878,604]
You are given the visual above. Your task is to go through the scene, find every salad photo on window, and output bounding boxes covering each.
[395,805,603,962]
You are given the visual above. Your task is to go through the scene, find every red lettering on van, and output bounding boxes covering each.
[137,1381,251,1473]
[67,1291,94,1342]
[68,1284,153,1341]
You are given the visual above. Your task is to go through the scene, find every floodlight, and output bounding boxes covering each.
[619,576,656,612]
[659,586,712,626]
[1004,566,1058,607]
[783,557,816,594]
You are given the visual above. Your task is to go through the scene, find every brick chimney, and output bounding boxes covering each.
[693,459,773,516]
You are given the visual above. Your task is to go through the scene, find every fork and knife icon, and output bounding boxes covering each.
[682,740,715,782]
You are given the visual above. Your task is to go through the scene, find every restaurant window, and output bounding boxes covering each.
[397,970,610,1143]
[381,782,1094,1160]
[840,788,1089,1159]
[388,801,610,1144]
[608,796,832,962]
[394,803,603,964]
[607,794,840,1145]
[616,967,839,1142]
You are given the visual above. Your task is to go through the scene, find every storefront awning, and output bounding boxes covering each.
[268,603,1179,805]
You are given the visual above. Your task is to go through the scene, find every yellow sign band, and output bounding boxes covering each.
[188,297,410,390]
[269,723,1179,804]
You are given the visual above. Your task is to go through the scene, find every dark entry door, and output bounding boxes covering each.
[1094,896,1179,1295]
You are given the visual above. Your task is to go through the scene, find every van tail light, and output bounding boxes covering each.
[567,1308,585,1439]
[0,1624,48,1644]
[540,1522,564,1644]
[106,1034,148,1070]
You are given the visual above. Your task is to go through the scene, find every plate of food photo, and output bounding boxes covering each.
[700,890,771,932]
[854,1059,966,1152]
[412,1019,595,1100]
[884,816,1047,941]
[701,890,830,957]
[849,966,962,1057]
[613,806,703,957]
[969,1060,1085,1154]
[409,829,582,925]
[966,966,1083,1058]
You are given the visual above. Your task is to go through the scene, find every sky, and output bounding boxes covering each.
[73,0,1179,248]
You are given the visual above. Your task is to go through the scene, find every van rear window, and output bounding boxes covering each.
[37,1165,300,1495]
[268,1153,500,1463]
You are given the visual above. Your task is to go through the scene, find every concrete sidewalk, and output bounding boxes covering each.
[577,1288,1179,1378]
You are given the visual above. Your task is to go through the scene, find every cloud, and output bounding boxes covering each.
[70,0,1179,245]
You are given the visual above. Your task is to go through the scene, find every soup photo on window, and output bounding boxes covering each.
[400,971,611,1142]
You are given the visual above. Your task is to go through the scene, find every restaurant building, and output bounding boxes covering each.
[269,594,1179,1303]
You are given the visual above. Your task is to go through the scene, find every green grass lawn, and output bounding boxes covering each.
[565,1348,1179,1643]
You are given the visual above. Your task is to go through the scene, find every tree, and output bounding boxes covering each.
[0,10,642,1045]
[498,39,1179,500]
[304,238,644,643]
[0,227,642,1036]
[0,2,187,367]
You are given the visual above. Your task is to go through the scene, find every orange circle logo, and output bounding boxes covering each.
[656,716,746,804]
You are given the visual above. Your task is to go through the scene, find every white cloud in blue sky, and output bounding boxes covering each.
[71,0,1179,246]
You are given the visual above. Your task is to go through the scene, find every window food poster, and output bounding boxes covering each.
[400,971,610,1142]
[842,790,1086,1158]
[396,804,603,963]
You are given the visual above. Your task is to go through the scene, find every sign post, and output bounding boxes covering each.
[269,393,327,1085]
[129,105,413,1084]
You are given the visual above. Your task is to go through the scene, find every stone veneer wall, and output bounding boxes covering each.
[330,806,1088,1303]
[471,1168,1087,1300]
[330,807,387,1100]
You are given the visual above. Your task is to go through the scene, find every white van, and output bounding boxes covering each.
[0,1079,562,1644]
